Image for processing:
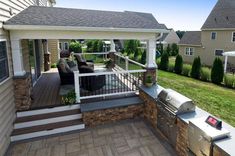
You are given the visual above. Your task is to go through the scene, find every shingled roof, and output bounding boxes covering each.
[4,6,166,30]
[178,31,201,46]
[201,0,235,29]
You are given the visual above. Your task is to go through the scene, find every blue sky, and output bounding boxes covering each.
[55,0,217,31]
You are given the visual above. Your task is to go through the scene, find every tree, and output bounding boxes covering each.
[176,30,186,39]
[174,55,183,74]
[69,41,82,53]
[171,43,179,56]
[159,52,169,71]
[166,44,171,56]
[86,40,93,52]
[124,40,138,55]
[157,43,164,54]
[211,57,224,84]
[141,50,146,64]
[97,40,103,52]
[191,56,201,79]
[92,40,99,52]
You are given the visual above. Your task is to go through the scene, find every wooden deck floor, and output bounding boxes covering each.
[31,69,61,109]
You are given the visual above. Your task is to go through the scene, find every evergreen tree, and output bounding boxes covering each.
[174,55,183,74]
[211,57,224,84]
[159,52,169,71]
[191,56,201,79]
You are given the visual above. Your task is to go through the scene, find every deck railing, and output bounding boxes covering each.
[73,52,146,103]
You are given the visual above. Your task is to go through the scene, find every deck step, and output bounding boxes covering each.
[16,104,80,117]
[11,119,84,142]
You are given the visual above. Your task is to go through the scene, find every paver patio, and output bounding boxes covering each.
[6,120,176,156]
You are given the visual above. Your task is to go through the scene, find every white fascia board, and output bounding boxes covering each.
[3,25,168,33]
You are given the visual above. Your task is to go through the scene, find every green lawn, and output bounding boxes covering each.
[157,70,235,127]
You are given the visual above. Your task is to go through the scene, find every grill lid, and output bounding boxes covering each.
[157,89,195,115]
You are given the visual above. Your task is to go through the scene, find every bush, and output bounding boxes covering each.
[224,74,235,88]
[174,55,183,74]
[171,43,179,56]
[165,44,171,55]
[211,57,224,84]
[51,63,57,68]
[168,62,175,72]
[191,56,201,79]
[69,42,82,53]
[200,67,211,82]
[159,52,169,71]
[182,64,192,77]
[140,50,146,64]
[156,58,161,67]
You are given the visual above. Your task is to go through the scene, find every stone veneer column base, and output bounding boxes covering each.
[143,67,157,86]
[13,73,32,111]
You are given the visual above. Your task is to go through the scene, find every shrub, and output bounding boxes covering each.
[69,42,82,53]
[211,57,224,84]
[200,67,211,82]
[224,74,235,88]
[140,50,146,64]
[171,43,179,56]
[51,63,57,68]
[174,55,183,74]
[159,52,169,71]
[168,62,175,72]
[165,44,171,56]
[182,64,192,77]
[191,56,201,79]
[97,40,103,52]
[61,90,76,105]
[156,58,161,67]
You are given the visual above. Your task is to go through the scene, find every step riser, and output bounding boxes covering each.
[14,114,83,129]
[17,104,80,117]
[11,124,85,142]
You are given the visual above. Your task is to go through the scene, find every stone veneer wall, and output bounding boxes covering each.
[83,105,143,127]
[13,73,32,111]
[175,118,189,156]
[139,91,158,129]
[213,145,230,156]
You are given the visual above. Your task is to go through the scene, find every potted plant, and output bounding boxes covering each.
[61,90,76,105]
[104,58,115,70]
[145,75,153,87]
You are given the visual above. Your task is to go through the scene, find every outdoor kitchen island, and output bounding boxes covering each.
[139,85,235,156]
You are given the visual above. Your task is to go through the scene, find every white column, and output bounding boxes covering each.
[11,39,26,76]
[224,56,228,73]
[146,38,157,68]
[110,39,116,52]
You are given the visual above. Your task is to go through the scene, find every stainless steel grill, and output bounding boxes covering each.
[156,89,196,147]
[157,89,195,115]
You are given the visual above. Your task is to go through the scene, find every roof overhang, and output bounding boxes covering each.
[178,44,202,47]
[201,28,235,31]
[223,51,235,57]
[3,24,169,33]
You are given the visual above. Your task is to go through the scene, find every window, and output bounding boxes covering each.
[64,42,69,50]
[211,32,217,40]
[59,42,62,50]
[0,41,9,83]
[215,49,224,56]
[232,32,235,42]
[185,47,194,56]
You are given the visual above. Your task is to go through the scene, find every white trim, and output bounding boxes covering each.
[114,53,146,68]
[0,77,11,86]
[202,28,235,31]
[3,25,168,33]
[17,104,80,117]
[214,49,224,56]
[11,124,85,142]
[80,91,136,100]
[211,32,217,40]
[14,114,82,129]
[231,32,235,43]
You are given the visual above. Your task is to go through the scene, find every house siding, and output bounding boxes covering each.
[0,0,54,155]
[179,45,203,64]
[48,39,59,64]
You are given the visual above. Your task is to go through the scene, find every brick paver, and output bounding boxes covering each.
[7,120,176,156]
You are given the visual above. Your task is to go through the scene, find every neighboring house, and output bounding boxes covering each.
[157,29,180,49]
[0,0,55,155]
[179,0,235,67]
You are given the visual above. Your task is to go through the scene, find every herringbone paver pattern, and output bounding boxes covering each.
[7,120,176,156]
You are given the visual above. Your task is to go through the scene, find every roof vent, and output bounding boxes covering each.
[214,18,217,22]
[226,16,229,21]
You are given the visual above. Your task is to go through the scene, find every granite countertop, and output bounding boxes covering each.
[139,84,235,156]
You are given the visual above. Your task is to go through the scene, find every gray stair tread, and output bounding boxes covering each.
[81,96,143,112]
[12,119,83,136]
[15,109,81,123]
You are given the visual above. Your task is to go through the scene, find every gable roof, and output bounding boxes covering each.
[4,6,166,31]
[202,0,235,29]
[178,31,201,46]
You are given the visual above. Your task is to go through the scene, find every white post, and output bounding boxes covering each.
[146,38,157,68]
[11,39,26,76]
[224,56,228,73]
[125,56,129,71]
[110,39,116,52]
[74,71,81,103]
